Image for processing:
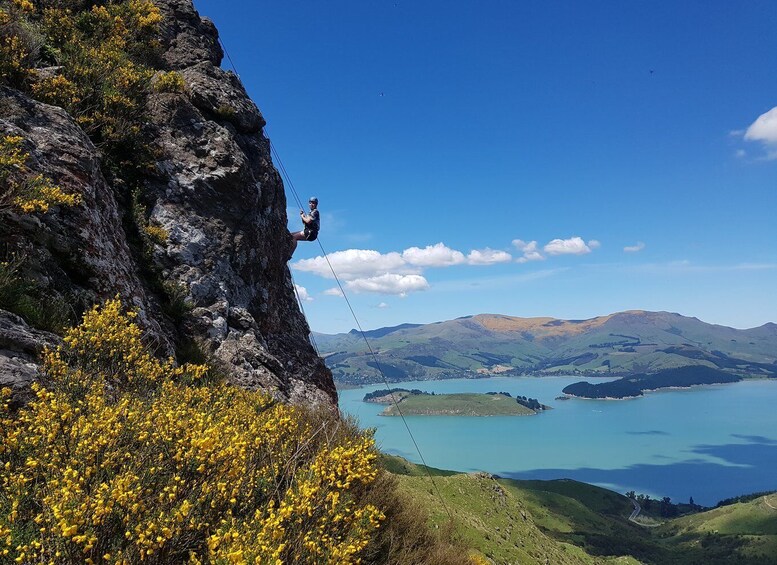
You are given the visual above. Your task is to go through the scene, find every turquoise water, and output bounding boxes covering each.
[338,377,777,506]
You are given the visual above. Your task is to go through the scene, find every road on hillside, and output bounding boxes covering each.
[627,497,662,527]
[628,497,641,521]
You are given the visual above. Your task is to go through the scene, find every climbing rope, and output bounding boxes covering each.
[217,35,454,523]
[271,141,454,522]
[290,268,321,356]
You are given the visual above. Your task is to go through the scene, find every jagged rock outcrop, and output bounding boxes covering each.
[0,0,336,408]
[0,84,174,408]
[0,87,170,341]
[156,0,223,69]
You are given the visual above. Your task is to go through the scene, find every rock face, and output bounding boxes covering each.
[0,86,171,345]
[0,0,335,408]
[0,310,59,408]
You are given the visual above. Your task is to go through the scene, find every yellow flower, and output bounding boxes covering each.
[1,298,384,563]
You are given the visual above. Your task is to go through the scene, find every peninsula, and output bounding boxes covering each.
[562,366,742,399]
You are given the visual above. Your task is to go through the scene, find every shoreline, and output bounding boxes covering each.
[336,373,775,392]
[339,377,777,507]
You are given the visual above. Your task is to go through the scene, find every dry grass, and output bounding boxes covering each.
[361,471,474,565]
[472,313,622,337]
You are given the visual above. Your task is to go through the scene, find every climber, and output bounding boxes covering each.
[290,197,320,256]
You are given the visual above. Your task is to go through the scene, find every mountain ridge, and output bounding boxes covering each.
[315,310,777,384]
[328,310,774,339]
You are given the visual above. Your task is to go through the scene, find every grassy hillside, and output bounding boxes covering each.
[382,455,777,564]
[315,311,777,384]
[381,393,538,416]
[658,494,777,562]
[383,455,641,564]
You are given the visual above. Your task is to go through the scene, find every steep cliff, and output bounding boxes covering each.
[0,0,335,408]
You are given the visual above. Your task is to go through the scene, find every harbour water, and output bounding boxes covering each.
[338,376,777,506]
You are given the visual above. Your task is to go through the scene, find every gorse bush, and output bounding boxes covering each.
[143,223,168,244]
[1,0,164,183]
[0,134,81,213]
[0,0,38,85]
[34,0,162,181]
[0,298,386,564]
[152,70,186,93]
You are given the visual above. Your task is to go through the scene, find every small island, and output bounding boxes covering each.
[562,366,741,399]
[363,389,550,416]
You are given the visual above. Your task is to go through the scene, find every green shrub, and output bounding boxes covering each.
[215,104,236,121]
[0,135,81,214]
[152,70,186,93]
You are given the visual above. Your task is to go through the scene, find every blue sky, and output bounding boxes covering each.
[194,0,777,334]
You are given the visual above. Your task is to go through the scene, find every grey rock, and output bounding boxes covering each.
[0,86,171,353]
[156,0,223,69]
[0,0,336,410]
[0,309,59,407]
[0,310,59,356]
[182,62,265,134]
[145,86,336,408]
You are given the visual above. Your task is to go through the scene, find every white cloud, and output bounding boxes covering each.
[512,239,531,250]
[512,239,544,263]
[344,274,429,296]
[293,249,410,280]
[624,242,646,253]
[745,106,777,143]
[742,106,777,160]
[467,248,512,265]
[294,241,514,283]
[735,149,747,158]
[295,242,521,296]
[588,239,601,249]
[294,284,313,301]
[323,287,344,297]
[377,302,389,309]
[402,242,465,267]
[544,236,592,256]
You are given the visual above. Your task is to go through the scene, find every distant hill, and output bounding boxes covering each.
[314,311,777,385]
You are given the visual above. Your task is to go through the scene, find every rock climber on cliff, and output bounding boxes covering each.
[290,197,320,256]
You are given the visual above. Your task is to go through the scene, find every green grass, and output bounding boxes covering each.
[514,479,633,517]
[381,393,536,416]
[378,454,458,477]
[381,455,777,564]
[382,455,640,564]
[666,495,777,535]
[395,473,631,564]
